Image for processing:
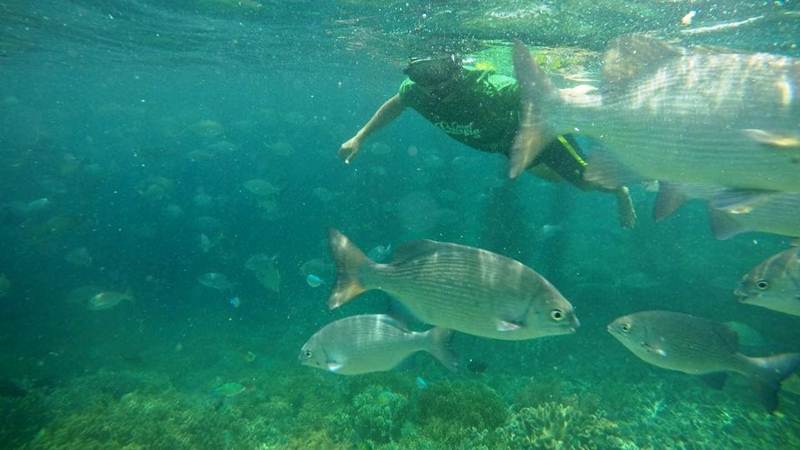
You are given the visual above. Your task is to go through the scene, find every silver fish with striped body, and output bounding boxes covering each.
[509,36,800,192]
[299,314,457,375]
[327,229,578,341]
[608,310,800,412]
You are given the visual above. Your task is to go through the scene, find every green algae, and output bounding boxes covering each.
[8,362,800,449]
[495,397,631,450]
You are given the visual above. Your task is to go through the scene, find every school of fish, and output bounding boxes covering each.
[298,35,800,413]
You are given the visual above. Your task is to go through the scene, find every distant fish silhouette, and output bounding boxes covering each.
[0,379,27,398]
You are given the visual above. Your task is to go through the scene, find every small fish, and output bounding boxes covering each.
[537,224,563,242]
[735,247,800,316]
[328,229,578,340]
[299,258,334,280]
[243,179,281,197]
[211,382,246,398]
[24,197,52,215]
[87,290,134,311]
[229,296,241,308]
[0,378,27,397]
[608,310,800,411]
[198,272,235,292]
[244,254,280,293]
[65,247,92,267]
[305,274,323,288]
[299,314,457,375]
[199,233,212,253]
[415,376,428,389]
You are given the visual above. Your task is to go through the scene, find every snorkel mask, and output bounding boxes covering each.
[403,54,463,87]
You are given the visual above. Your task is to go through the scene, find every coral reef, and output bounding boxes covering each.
[411,380,508,448]
[416,380,508,430]
[7,362,800,449]
[347,384,409,444]
[495,396,631,450]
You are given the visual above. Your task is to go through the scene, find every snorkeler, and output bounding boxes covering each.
[338,54,637,228]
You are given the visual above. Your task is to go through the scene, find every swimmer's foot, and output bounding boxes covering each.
[615,186,637,229]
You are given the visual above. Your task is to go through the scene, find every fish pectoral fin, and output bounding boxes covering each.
[495,319,523,332]
[496,319,525,331]
[743,129,800,150]
[642,342,667,357]
[326,361,343,372]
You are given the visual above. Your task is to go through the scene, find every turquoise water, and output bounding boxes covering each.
[1,1,799,449]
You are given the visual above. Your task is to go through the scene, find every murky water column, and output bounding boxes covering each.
[539,183,571,284]
[479,180,534,265]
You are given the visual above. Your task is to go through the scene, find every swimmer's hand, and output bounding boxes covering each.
[338,137,361,164]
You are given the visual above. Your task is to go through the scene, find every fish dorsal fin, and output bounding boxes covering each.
[377,313,409,332]
[602,34,683,90]
[390,240,445,264]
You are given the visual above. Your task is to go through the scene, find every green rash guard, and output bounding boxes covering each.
[398,68,520,155]
[398,67,594,188]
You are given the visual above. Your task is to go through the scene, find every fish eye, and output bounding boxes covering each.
[304,350,312,359]
[756,280,769,290]
[621,323,631,333]
[550,309,564,321]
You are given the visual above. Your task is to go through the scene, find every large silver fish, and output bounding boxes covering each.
[327,229,578,340]
[654,183,800,239]
[608,310,800,411]
[510,36,800,192]
[736,247,800,317]
[299,314,456,375]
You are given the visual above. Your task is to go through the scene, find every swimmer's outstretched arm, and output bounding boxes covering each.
[339,94,406,164]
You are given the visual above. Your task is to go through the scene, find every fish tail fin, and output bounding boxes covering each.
[327,229,372,310]
[508,40,557,179]
[425,327,459,372]
[745,353,800,412]
[654,182,688,222]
